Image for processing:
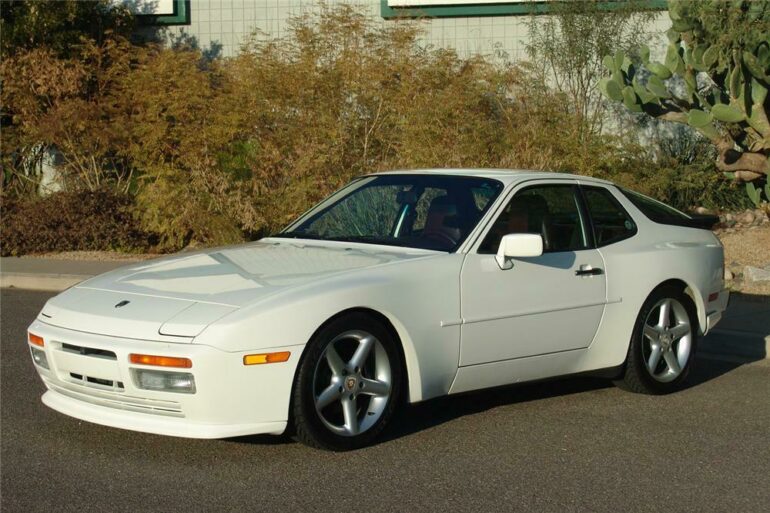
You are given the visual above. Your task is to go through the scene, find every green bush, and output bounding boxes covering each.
[0,190,155,256]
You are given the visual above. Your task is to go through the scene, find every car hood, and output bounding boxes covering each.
[39,239,436,340]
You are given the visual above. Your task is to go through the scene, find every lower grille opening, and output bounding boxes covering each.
[70,373,124,390]
[61,343,117,360]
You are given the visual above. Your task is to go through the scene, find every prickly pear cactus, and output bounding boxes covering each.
[600,0,770,185]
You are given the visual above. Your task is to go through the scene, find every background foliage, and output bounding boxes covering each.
[0,2,754,256]
[599,0,770,190]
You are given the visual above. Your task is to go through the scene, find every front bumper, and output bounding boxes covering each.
[28,319,302,438]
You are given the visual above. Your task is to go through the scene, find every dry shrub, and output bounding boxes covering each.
[3,4,738,254]
[214,5,593,235]
[0,190,154,256]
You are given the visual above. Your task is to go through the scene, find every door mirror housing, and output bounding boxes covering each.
[495,233,543,269]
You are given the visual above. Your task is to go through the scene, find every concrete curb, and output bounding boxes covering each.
[1,273,88,291]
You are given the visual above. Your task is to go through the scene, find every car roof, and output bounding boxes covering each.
[372,168,614,187]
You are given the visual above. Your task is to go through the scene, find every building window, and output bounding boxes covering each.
[381,0,668,19]
[117,0,190,26]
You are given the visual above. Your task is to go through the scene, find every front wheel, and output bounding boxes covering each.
[292,313,403,451]
[616,286,698,394]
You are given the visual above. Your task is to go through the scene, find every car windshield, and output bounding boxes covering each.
[274,174,504,252]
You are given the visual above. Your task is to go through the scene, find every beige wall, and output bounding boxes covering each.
[166,0,669,61]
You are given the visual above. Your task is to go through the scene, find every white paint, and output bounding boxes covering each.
[28,169,728,439]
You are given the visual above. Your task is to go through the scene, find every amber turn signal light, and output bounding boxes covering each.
[28,333,45,347]
[129,353,192,369]
[243,351,291,365]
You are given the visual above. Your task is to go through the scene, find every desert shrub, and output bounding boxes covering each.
[1,38,137,197]
[603,123,754,211]
[525,0,658,138]
[0,0,134,60]
[1,3,752,256]
[214,5,605,236]
[115,47,254,249]
[0,190,154,256]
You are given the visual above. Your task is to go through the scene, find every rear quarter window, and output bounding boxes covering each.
[619,188,692,224]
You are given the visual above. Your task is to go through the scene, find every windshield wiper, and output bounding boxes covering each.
[332,235,410,247]
[272,232,411,248]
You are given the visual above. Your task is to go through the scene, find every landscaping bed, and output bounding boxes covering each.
[715,208,770,297]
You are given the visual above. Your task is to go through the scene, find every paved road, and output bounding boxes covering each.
[2,290,769,512]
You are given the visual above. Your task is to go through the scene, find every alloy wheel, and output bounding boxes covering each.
[641,297,692,383]
[312,330,392,436]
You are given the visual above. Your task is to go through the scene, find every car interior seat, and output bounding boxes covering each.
[423,195,462,248]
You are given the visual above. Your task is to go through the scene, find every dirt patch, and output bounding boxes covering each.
[716,222,770,297]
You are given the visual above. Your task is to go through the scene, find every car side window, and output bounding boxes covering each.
[478,184,589,254]
[582,186,637,246]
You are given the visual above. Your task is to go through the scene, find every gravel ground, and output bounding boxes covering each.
[716,222,770,297]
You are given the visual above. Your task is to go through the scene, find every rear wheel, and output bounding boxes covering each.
[616,286,698,394]
[292,313,402,451]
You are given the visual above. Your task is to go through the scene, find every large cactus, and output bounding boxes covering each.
[600,0,770,183]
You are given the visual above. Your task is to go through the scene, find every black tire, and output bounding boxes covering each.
[615,285,698,395]
[292,312,403,451]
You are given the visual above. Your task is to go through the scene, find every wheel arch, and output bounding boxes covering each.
[647,278,706,335]
[292,306,421,405]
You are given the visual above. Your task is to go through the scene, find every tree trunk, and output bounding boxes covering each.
[714,147,769,182]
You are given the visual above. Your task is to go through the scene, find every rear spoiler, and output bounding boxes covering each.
[683,214,720,230]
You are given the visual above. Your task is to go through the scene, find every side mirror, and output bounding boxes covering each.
[495,233,543,269]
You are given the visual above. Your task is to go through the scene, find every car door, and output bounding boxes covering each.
[459,181,606,366]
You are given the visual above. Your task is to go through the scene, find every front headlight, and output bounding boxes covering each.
[30,346,49,370]
[131,369,196,394]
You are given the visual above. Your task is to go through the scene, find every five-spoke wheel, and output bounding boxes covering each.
[641,297,692,383]
[293,313,402,450]
[616,285,698,394]
[313,330,392,437]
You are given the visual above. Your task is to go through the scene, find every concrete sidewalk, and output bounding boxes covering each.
[0,256,147,291]
[2,255,768,360]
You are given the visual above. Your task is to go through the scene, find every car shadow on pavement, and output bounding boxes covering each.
[377,354,752,446]
[228,353,752,449]
[699,291,770,360]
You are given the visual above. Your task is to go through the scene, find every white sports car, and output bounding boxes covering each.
[28,170,729,450]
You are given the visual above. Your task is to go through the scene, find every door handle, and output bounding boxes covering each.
[575,265,603,276]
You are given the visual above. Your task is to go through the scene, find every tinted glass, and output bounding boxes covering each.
[583,186,637,246]
[620,188,691,224]
[479,184,589,253]
[279,174,504,252]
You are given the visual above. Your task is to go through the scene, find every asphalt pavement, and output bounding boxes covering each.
[2,289,769,512]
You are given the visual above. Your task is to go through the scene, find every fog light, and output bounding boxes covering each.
[132,369,196,394]
[30,346,49,369]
